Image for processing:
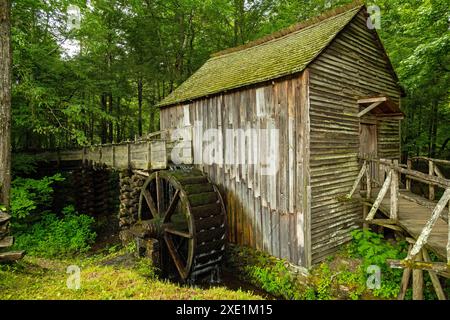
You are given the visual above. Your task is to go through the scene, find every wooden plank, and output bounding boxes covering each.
[366,171,392,220]
[408,188,450,260]
[429,160,435,201]
[412,251,424,300]
[357,101,383,117]
[390,169,399,220]
[280,213,290,260]
[0,236,14,248]
[357,96,388,104]
[0,251,25,262]
[422,248,446,300]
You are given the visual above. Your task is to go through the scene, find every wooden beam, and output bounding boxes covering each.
[368,219,403,231]
[411,156,450,167]
[346,161,367,199]
[0,212,11,224]
[422,248,446,300]
[398,267,411,300]
[429,160,435,201]
[412,251,424,300]
[357,101,383,118]
[408,188,450,261]
[366,170,392,221]
[406,159,412,191]
[0,236,13,248]
[388,259,450,273]
[398,244,413,300]
[375,113,404,119]
[0,251,25,262]
[357,96,388,104]
[390,169,399,220]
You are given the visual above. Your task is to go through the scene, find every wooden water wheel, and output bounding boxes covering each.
[137,169,226,282]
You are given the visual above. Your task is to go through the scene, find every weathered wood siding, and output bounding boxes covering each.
[307,10,402,264]
[160,76,309,267]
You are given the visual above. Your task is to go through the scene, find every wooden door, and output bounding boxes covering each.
[360,123,378,184]
[360,124,377,157]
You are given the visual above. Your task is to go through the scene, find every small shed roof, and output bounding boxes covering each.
[158,3,368,108]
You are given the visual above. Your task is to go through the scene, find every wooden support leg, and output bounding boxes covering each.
[398,267,412,300]
[412,249,424,300]
[398,244,412,300]
[363,205,368,230]
[422,248,446,300]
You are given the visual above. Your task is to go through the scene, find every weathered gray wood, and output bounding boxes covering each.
[429,160,435,201]
[408,188,450,261]
[422,248,446,300]
[388,259,450,274]
[390,169,398,220]
[0,235,13,248]
[406,159,412,191]
[411,156,450,167]
[398,267,411,300]
[346,161,366,199]
[412,250,424,300]
[0,212,10,224]
[398,244,413,300]
[0,251,25,262]
[357,101,383,117]
[366,170,392,221]
[357,96,388,104]
[448,202,450,264]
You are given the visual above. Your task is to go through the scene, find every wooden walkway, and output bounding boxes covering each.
[33,129,194,171]
[365,188,448,259]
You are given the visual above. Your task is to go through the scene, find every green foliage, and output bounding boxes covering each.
[226,245,303,300]
[245,260,301,300]
[348,229,406,299]
[11,174,65,221]
[13,205,96,257]
[11,154,40,176]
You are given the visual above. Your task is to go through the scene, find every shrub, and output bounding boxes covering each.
[226,245,304,299]
[348,229,407,299]
[11,174,65,223]
[13,205,96,257]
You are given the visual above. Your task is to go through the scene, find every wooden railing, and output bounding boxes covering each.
[345,157,450,266]
[407,156,449,200]
[33,126,194,171]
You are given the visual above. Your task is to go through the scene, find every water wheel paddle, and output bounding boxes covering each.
[137,170,226,281]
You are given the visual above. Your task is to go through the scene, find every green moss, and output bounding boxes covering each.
[0,247,261,300]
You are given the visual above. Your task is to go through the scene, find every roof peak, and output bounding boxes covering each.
[212,1,365,58]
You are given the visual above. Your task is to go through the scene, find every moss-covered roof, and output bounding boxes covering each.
[158,5,364,108]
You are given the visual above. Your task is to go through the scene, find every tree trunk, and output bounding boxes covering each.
[108,93,113,143]
[101,94,108,144]
[138,77,143,137]
[116,97,121,142]
[429,102,438,158]
[0,0,12,209]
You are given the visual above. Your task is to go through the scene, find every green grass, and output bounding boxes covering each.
[0,248,262,300]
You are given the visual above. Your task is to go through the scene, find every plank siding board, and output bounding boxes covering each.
[159,10,401,268]
[307,11,401,264]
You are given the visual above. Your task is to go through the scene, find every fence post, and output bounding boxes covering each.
[429,160,435,201]
[406,159,412,191]
[391,167,399,221]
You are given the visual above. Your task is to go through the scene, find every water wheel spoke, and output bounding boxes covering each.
[165,227,192,239]
[156,173,163,214]
[164,234,190,279]
[163,190,180,223]
[143,189,158,218]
